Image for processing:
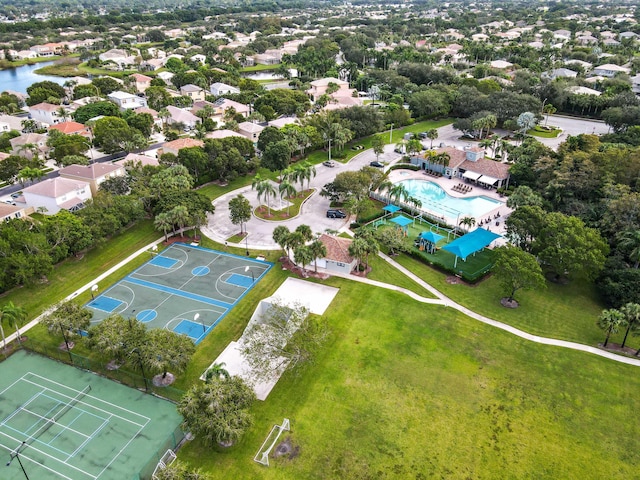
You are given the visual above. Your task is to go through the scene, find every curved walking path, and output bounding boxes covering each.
[375,252,640,367]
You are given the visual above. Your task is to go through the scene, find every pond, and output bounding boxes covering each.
[0,61,66,94]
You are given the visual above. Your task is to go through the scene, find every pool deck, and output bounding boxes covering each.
[387,169,512,240]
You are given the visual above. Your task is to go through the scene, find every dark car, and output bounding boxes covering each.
[369,161,384,168]
[326,209,347,219]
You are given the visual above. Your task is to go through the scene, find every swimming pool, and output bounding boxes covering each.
[397,179,503,219]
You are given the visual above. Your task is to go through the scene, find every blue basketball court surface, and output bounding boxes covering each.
[86,244,273,344]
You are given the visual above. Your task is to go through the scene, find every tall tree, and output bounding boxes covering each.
[178,376,255,447]
[272,226,291,257]
[371,134,385,161]
[228,194,252,235]
[0,302,27,345]
[620,303,640,349]
[618,229,640,269]
[309,239,327,273]
[492,246,546,304]
[140,329,195,381]
[597,309,624,347]
[251,174,277,216]
[41,301,92,353]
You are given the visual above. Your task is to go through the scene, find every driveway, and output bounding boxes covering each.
[200,145,402,250]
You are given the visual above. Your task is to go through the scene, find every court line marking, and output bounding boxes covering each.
[0,373,152,480]
[87,296,124,313]
[132,244,190,278]
[123,277,234,308]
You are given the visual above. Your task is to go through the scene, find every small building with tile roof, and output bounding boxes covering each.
[22,177,92,215]
[316,234,357,275]
[58,163,126,195]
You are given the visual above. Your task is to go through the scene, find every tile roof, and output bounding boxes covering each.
[162,138,204,150]
[23,178,89,198]
[460,158,510,179]
[319,234,354,264]
[59,163,122,180]
[48,121,87,135]
[131,73,152,82]
[30,102,59,112]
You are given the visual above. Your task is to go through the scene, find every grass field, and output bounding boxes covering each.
[178,278,640,479]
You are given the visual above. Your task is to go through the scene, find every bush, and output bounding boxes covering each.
[389,164,420,172]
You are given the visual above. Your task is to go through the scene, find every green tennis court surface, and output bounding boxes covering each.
[86,243,273,344]
[0,350,184,480]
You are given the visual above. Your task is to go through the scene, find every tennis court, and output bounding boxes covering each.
[0,350,184,480]
[86,243,273,344]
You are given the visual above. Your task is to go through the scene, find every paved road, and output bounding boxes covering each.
[201,145,403,250]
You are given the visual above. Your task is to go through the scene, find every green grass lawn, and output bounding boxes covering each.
[254,189,314,221]
[392,253,615,348]
[241,64,280,72]
[528,126,562,138]
[178,279,640,479]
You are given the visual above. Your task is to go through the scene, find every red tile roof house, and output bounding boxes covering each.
[413,147,511,189]
[157,138,204,157]
[48,121,91,137]
[22,177,92,215]
[315,234,358,275]
[58,163,126,195]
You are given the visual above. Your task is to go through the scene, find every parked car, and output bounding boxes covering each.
[351,145,365,151]
[369,161,384,168]
[418,132,428,139]
[326,209,347,219]
[322,160,336,167]
[10,192,22,199]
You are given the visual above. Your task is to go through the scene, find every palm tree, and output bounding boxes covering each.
[542,103,557,127]
[597,309,625,347]
[299,161,316,191]
[278,179,296,216]
[459,216,476,233]
[272,226,291,257]
[295,224,313,243]
[168,205,190,236]
[154,212,173,241]
[426,129,438,149]
[620,303,640,349]
[618,229,640,269]
[251,174,277,216]
[388,184,409,205]
[309,239,327,273]
[1,302,27,345]
[56,107,70,122]
[158,108,171,129]
[294,245,314,275]
[205,362,230,382]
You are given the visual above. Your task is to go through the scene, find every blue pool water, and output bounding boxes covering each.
[398,179,503,219]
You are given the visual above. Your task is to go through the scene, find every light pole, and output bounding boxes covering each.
[7,442,30,480]
[245,265,255,284]
[195,313,204,333]
[245,234,250,256]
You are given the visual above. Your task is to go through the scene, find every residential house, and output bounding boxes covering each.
[190,54,207,65]
[157,71,175,83]
[129,73,152,93]
[10,133,48,159]
[166,105,200,129]
[205,129,246,140]
[593,64,631,78]
[314,234,357,275]
[157,138,204,157]
[48,121,91,137]
[29,102,62,126]
[237,122,264,146]
[567,86,601,96]
[58,163,126,195]
[98,49,138,69]
[254,50,281,65]
[107,91,148,111]
[412,147,510,189]
[0,203,29,222]
[268,117,298,129]
[542,68,578,80]
[29,43,63,57]
[211,98,250,119]
[489,60,514,70]
[0,114,23,131]
[116,153,159,168]
[134,107,162,128]
[22,177,92,214]
[602,38,621,47]
[179,84,206,102]
[209,82,240,96]
[13,50,38,60]
[307,77,351,102]
[619,32,638,41]
[576,35,598,46]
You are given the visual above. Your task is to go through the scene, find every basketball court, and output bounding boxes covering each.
[86,243,273,344]
[0,350,184,480]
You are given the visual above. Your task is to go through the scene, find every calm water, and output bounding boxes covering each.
[0,61,66,94]
[398,179,503,219]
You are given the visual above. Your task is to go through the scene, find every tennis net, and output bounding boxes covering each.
[23,384,92,447]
